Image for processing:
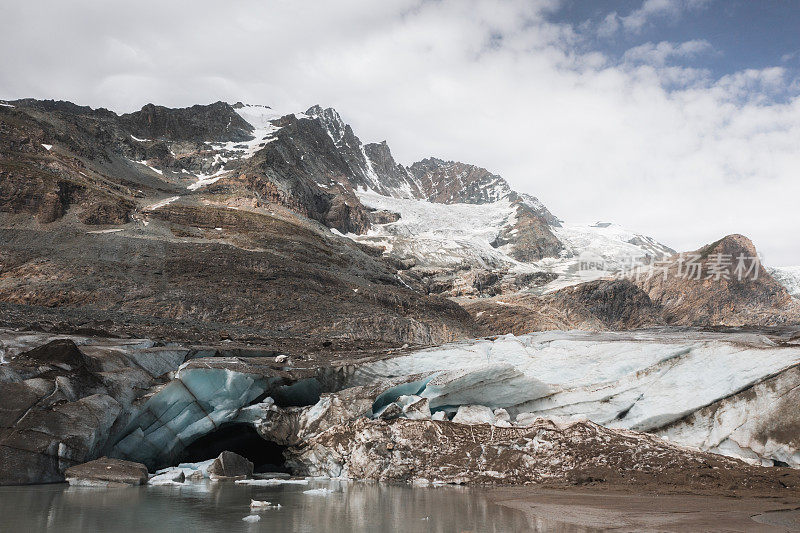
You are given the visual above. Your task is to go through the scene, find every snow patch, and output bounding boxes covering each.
[187,169,227,191]
[87,228,124,234]
[145,196,180,211]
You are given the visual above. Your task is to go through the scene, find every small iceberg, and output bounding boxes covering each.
[250,499,281,509]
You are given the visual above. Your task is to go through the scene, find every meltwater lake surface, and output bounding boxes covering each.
[0,479,558,533]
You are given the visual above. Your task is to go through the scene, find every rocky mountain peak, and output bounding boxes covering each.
[698,233,758,260]
[119,101,254,143]
[407,157,513,205]
[636,234,798,326]
[305,105,348,144]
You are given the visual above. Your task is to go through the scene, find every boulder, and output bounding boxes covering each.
[64,457,148,487]
[207,451,253,480]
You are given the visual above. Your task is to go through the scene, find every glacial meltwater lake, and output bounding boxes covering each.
[0,479,546,532]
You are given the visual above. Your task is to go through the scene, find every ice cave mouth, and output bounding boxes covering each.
[179,423,290,473]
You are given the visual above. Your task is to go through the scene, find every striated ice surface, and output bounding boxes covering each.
[349,330,800,466]
[111,368,269,467]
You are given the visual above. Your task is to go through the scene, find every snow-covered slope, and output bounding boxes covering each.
[354,191,520,268]
[768,266,800,299]
[350,191,674,290]
[347,330,800,467]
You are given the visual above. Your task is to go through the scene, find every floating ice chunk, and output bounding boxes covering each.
[431,411,447,421]
[303,488,334,495]
[250,499,280,509]
[148,479,183,486]
[242,515,261,522]
[452,405,495,425]
[235,478,309,486]
[148,469,185,485]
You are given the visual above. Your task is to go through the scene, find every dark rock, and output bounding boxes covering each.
[207,450,254,480]
[119,101,253,142]
[64,457,148,486]
[366,207,401,225]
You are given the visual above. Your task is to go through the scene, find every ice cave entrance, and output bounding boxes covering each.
[180,423,290,473]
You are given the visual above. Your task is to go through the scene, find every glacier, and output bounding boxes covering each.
[348,191,674,291]
[345,330,800,467]
[98,328,800,474]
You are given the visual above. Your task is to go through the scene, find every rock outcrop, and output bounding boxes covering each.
[637,234,800,326]
[464,279,663,334]
[207,451,254,480]
[64,457,148,487]
[119,101,254,143]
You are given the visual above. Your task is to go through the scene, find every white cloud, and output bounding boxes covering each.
[1,0,799,264]
[600,0,710,37]
[623,40,712,65]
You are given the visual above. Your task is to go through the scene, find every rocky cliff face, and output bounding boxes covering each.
[464,279,663,334]
[637,234,800,326]
[119,101,254,142]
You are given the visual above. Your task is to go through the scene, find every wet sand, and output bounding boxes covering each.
[488,487,800,532]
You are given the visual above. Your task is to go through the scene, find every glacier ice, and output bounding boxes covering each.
[452,405,495,425]
[111,367,270,467]
[347,330,800,466]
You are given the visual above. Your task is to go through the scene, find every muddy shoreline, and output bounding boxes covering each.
[488,486,800,531]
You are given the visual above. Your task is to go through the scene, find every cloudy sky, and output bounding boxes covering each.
[2,0,800,264]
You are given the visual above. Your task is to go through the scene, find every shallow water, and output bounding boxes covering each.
[0,479,562,532]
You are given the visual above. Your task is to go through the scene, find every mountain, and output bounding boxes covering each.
[0,99,480,349]
[637,234,800,326]
[2,97,795,343]
[465,234,800,334]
